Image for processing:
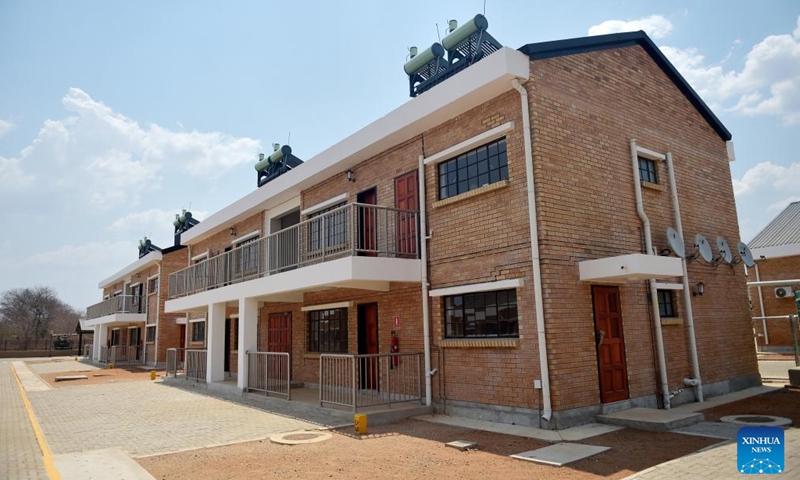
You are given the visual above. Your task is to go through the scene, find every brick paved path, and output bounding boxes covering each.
[0,361,48,480]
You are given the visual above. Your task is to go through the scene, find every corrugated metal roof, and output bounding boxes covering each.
[749,202,800,249]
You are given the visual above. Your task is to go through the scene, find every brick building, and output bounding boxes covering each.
[85,212,197,366]
[161,24,758,428]
[748,201,800,352]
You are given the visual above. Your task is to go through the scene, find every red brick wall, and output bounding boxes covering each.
[528,45,757,411]
[749,257,800,347]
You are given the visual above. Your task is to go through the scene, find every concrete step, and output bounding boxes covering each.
[596,407,704,432]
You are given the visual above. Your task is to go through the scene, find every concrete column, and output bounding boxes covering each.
[207,303,226,383]
[237,298,259,391]
[92,326,101,360]
[95,326,108,362]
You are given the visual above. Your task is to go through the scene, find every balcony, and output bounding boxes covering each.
[86,295,145,320]
[167,203,420,302]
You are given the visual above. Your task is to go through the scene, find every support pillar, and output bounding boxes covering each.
[237,298,258,391]
[207,303,226,383]
[95,326,107,362]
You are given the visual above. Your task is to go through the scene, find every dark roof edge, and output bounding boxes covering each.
[162,245,187,254]
[518,31,732,142]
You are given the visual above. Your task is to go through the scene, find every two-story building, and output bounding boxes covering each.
[85,212,198,366]
[158,19,757,429]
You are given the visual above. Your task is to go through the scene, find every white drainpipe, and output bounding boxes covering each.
[754,263,769,345]
[630,139,671,409]
[665,152,703,402]
[154,262,162,367]
[418,154,433,406]
[512,79,552,422]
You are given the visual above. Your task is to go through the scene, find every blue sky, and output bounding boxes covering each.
[1,1,798,309]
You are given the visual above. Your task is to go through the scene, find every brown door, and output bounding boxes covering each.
[358,303,379,390]
[394,171,418,258]
[357,188,378,256]
[268,313,292,354]
[592,286,629,403]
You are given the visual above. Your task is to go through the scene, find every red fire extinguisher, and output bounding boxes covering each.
[390,331,399,368]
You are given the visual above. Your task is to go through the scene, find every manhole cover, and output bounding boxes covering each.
[719,415,792,427]
[270,430,332,445]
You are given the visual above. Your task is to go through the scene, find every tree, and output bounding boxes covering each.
[0,286,73,348]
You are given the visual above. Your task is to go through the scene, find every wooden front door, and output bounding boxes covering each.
[357,188,378,256]
[394,171,418,258]
[268,313,292,354]
[592,286,629,403]
[358,303,379,390]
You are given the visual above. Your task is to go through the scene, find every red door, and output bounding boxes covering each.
[358,303,379,390]
[268,313,292,354]
[394,171,418,258]
[357,188,377,256]
[592,286,629,403]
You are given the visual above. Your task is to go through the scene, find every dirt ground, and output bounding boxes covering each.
[137,420,719,480]
[37,365,166,388]
[700,388,800,425]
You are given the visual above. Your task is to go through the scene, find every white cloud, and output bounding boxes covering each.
[28,241,135,268]
[661,17,800,125]
[734,162,800,241]
[0,118,14,138]
[733,161,800,197]
[589,14,673,39]
[1,88,261,211]
[108,208,209,244]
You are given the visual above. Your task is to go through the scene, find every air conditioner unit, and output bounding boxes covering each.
[774,286,794,298]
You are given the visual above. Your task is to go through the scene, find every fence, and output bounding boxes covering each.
[185,349,207,381]
[319,352,423,412]
[83,343,93,357]
[245,351,291,399]
[86,295,144,320]
[98,345,110,363]
[169,203,419,299]
[110,345,143,365]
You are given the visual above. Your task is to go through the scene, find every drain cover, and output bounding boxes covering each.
[270,430,332,445]
[719,415,792,427]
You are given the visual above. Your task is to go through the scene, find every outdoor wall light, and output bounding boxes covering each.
[692,282,705,296]
[346,169,356,182]
[229,227,236,236]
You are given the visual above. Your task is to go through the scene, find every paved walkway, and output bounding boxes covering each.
[758,359,796,380]
[625,428,799,479]
[0,361,48,480]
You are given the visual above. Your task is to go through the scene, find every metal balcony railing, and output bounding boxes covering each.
[86,295,145,320]
[168,203,419,299]
[319,352,424,412]
[245,351,291,400]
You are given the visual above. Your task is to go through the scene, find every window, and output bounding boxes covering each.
[191,321,205,342]
[146,325,156,343]
[638,156,658,184]
[148,276,159,294]
[444,289,518,338]
[234,236,260,277]
[657,290,676,317]
[309,202,348,252]
[438,138,508,200]
[307,308,348,353]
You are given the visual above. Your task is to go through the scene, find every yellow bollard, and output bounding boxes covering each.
[354,414,367,435]
[150,370,156,381]
[108,363,114,369]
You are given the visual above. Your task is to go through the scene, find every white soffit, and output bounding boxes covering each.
[181,47,531,246]
[578,254,683,283]
[98,251,162,289]
[429,278,524,297]
[750,244,800,261]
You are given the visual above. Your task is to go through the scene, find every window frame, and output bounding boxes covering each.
[307,307,349,353]
[444,289,519,339]
[191,320,205,343]
[438,137,508,200]
[145,325,156,343]
[638,156,658,184]
[657,289,677,318]
[148,276,159,295]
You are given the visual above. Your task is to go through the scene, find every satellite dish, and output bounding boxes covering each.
[695,234,713,263]
[738,242,755,268]
[666,227,685,258]
[716,236,733,264]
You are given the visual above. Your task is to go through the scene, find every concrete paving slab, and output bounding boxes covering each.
[27,359,99,375]
[511,443,610,466]
[674,422,742,441]
[54,448,155,480]
[12,361,51,392]
[445,440,478,451]
[670,385,779,414]
[54,375,88,382]
[415,414,622,442]
[596,407,703,431]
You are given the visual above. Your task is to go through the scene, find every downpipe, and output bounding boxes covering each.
[418,154,433,406]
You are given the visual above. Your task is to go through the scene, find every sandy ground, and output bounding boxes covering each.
[137,420,719,480]
[38,366,166,388]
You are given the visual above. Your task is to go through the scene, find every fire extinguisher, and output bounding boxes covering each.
[390,331,399,369]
